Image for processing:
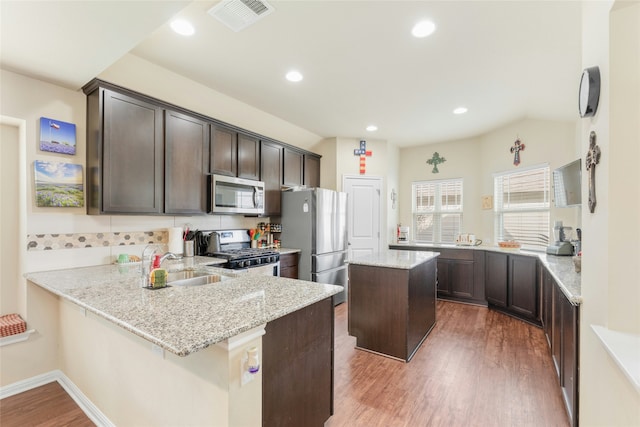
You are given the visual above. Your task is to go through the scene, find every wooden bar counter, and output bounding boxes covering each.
[347,250,439,362]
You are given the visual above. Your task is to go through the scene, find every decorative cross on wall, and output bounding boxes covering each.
[585,131,601,213]
[510,138,525,166]
[426,152,446,173]
[354,140,372,175]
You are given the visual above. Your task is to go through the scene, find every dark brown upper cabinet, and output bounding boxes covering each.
[283,147,304,187]
[260,140,283,216]
[83,79,320,216]
[304,154,321,188]
[87,87,164,214]
[164,110,210,215]
[211,126,260,181]
[210,124,237,177]
[237,133,260,180]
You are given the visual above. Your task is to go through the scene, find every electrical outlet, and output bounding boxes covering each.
[151,344,164,359]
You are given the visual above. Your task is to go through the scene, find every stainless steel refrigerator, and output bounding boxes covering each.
[281,188,348,305]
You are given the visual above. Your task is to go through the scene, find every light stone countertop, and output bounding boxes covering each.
[348,250,439,270]
[389,243,581,305]
[25,259,342,357]
[277,248,301,255]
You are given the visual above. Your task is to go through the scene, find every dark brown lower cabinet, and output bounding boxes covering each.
[279,252,299,279]
[485,252,539,324]
[348,258,437,361]
[262,297,334,427]
[541,268,579,427]
[388,246,485,305]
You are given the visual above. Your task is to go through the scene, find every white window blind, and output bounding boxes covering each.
[494,165,550,251]
[412,179,463,244]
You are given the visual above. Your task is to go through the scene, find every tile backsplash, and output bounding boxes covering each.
[26,231,168,251]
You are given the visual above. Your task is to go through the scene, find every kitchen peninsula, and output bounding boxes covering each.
[348,250,439,362]
[25,258,342,427]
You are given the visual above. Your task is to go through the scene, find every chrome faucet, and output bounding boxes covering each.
[158,252,179,264]
[141,244,160,288]
[141,244,181,287]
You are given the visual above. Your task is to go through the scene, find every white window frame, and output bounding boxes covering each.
[412,178,463,244]
[493,164,550,251]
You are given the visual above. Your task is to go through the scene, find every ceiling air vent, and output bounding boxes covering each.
[208,0,275,32]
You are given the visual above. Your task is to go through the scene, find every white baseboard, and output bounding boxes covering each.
[0,370,115,427]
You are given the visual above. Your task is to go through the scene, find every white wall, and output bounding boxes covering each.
[0,63,322,388]
[579,1,640,425]
[99,54,323,151]
[398,118,579,245]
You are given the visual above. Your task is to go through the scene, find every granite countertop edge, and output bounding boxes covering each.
[277,248,301,254]
[348,250,440,270]
[25,260,342,357]
[389,243,581,305]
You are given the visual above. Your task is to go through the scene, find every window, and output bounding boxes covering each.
[412,179,463,244]
[494,165,550,251]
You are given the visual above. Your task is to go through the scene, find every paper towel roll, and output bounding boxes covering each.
[168,227,183,255]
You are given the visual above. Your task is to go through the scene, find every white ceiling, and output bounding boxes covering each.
[0,0,582,147]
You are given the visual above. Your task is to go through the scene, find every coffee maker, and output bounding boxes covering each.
[546,221,574,256]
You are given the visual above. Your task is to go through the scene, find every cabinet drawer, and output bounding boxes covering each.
[436,248,475,261]
[279,252,299,268]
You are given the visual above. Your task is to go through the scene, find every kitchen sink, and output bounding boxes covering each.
[167,270,232,287]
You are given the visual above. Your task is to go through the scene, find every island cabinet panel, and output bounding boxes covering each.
[407,259,437,354]
[237,133,260,180]
[164,110,209,215]
[304,154,321,188]
[260,140,284,215]
[348,258,437,362]
[95,88,164,214]
[279,252,299,279]
[210,124,237,177]
[262,297,334,427]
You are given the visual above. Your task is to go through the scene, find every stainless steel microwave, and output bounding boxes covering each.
[210,174,265,215]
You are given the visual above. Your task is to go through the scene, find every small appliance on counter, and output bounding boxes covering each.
[398,226,410,243]
[546,221,574,256]
[456,233,482,246]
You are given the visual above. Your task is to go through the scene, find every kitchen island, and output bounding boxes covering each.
[348,250,439,362]
[24,258,342,427]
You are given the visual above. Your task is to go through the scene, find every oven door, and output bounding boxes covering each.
[242,262,280,277]
[210,174,265,215]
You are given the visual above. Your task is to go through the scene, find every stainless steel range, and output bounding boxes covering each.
[195,229,280,276]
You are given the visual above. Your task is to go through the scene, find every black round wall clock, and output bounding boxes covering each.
[579,66,601,118]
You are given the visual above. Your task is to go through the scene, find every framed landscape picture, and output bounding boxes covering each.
[34,160,84,207]
[39,117,76,155]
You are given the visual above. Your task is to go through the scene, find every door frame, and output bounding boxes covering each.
[342,174,384,254]
[0,115,28,315]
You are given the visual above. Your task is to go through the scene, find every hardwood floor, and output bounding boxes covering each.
[0,301,568,427]
[0,381,94,427]
[327,300,570,427]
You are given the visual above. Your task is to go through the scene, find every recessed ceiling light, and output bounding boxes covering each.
[366,125,378,132]
[170,19,195,36]
[411,20,436,38]
[453,107,468,115]
[285,70,303,82]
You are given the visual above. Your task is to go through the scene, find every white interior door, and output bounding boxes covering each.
[343,176,381,261]
[0,122,20,315]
